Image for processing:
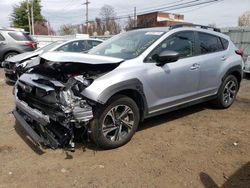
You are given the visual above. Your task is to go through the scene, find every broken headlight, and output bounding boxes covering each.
[16,59,32,69]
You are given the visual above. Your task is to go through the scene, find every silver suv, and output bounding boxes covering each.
[13,24,243,150]
[0,29,37,63]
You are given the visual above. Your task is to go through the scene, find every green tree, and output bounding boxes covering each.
[10,0,45,32]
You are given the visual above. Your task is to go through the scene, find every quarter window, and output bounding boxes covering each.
[198,32,223,54]
[0,33,5,41]
[220,37,229,50]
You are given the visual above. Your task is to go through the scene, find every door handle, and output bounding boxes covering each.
[221,56,227,61]
[0,42,6,45]
[190,63,200,70]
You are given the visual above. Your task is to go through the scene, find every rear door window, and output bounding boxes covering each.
[8,32,33,41]
[197,32,223,54]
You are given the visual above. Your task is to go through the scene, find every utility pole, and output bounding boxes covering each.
[83,0,90,34]
[47,20,50,35]
[134,7,137,27]
[31,0,35,35]
[26,0,31,33]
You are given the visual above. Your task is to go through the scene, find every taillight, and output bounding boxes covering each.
[235,49,243,57]
[25,41,37,49]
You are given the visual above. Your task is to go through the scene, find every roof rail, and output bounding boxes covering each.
[170,24,221,32]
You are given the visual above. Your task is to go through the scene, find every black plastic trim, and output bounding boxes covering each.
[97,79,148,120]
[13,110,44,147]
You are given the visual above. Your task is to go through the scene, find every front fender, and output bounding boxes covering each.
[97,79,144,104]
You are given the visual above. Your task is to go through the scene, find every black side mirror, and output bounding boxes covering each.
[152,50,179,66]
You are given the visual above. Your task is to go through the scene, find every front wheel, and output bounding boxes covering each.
[4,52,18,60]
[90,95,140,149]
[211,75,239,109]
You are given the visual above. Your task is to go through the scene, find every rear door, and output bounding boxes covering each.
[196,32,228,96]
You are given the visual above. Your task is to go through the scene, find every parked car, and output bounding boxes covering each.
[243,55,250,76]
[2,38,102,83]
[13,24,243,151]
[0,29,37,64]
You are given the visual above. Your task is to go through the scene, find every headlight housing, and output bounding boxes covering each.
[16,59,32,69]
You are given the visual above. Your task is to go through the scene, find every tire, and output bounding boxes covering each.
[4,52,19,60]
[90,95,140,149]
[211,75,239,109]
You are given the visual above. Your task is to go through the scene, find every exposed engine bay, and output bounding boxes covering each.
[13,54,122,151]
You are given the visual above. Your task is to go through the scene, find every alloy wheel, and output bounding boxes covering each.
[223,80,237,105]
[102,105,135,142]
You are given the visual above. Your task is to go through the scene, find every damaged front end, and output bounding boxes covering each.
[13,52,122,150]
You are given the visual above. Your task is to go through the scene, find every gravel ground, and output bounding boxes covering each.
[0,69,249,188]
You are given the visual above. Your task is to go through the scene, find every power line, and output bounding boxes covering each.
[47,0,222,29]
[117,0,185,15]
[87,0,202,21]
[87,0,220,22]
[177,0,222,13]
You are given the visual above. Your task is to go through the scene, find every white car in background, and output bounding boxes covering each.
[2,38,103,82]
[243,56,250,75]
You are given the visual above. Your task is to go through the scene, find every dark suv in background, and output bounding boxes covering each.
[0,29,37,63]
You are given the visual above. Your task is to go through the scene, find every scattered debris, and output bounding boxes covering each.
[61,168,67,173]
[233,142,239,146]
[223,174,229,180]
[98,165,104,169]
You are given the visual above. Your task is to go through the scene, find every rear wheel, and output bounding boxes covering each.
[90,95,140,149]
[211,75,239,109]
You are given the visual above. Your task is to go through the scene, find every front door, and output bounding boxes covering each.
[143,31,200,114]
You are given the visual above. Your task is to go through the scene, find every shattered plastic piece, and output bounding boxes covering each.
[233,142,238,146]
[98,165,105,169]
[61,168,67,173]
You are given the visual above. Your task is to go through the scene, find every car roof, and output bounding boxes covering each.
[66,38,103,42]
[129,27,170,33]
[130,26,229,40]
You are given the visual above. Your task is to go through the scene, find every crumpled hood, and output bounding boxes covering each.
[6,51,41,63]
[26,51,124,79]
[40,51,124,64]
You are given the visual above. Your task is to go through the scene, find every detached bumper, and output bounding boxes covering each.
[14,96,60,149]
[13,110,45,147]
[13,80,94,150]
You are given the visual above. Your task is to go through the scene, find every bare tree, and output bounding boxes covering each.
[95,17,104,35]
[99,5,121,35]
[34,21,55,35]
[58,24,76,35]
[208,23,217,28]
[125,16,136,30]
[238,11,250,26]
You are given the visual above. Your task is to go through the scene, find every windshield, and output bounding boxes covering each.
[88,30,165,59]
[35,41,64,53]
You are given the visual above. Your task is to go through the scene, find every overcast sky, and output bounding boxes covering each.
[0,0,249,31]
